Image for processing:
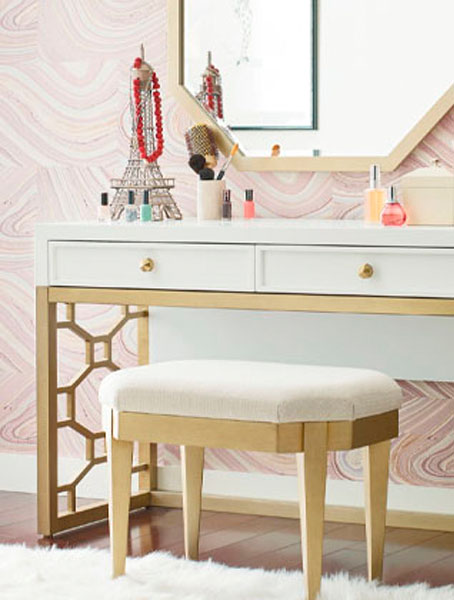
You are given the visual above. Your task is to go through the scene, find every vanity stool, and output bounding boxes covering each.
[100,360,401,600]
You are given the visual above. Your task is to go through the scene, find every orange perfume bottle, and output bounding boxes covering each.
[380,185,407,226]
[364,164,386,223]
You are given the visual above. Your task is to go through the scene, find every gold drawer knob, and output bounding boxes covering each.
[358,263,374,279]
[140,258,154,272]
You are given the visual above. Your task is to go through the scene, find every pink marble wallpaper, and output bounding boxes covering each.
[1,0,454,488]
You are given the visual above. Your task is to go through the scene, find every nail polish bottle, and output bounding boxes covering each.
[243,189,255,219]
[364,164,386,223]
[124,190,138,222]
[222,189,232,220]
[97,192,110,222]
[380,185,407,226]
[140,190,152,222]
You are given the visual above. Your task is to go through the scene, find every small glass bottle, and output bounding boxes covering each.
[364,164,386,223]
[124,190,138,222]
[244,189,255,219]
[222,189,232,220]
[380,185,407,226]
[140,190,152,222]
[97,192,110,222]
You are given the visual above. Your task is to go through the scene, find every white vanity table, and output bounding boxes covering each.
[35,219,454,536]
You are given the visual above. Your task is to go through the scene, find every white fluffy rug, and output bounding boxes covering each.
[0,544,453,600]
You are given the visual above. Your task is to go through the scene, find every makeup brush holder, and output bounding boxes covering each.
[197,180,225,220]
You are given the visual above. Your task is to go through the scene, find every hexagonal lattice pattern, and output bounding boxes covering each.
[56,303,148,513]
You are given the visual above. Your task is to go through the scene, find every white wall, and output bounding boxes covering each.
[2,453,453,516]
[150,307,454,382]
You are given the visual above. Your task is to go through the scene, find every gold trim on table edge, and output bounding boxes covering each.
[47,286,454,316]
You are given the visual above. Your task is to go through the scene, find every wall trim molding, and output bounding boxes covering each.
[151,491,454,533]
[1,453,452,532]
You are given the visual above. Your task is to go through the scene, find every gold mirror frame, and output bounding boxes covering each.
[168,0,454,172]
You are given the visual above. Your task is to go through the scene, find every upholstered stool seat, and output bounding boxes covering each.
[101,360,402,600]
[100,360,401,422]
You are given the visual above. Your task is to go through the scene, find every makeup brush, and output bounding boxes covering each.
[216,143,239,180]
[188,154,206,174]
[185,124,219,168]
[199,167,215,180]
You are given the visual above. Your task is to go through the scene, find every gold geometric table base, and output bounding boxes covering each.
[37,285,454,536]
[56,303,148,514]
[37,287,156,536]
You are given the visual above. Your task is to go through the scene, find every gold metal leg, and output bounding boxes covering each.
[107,435,133,577]
[36,287,58,536]
[364,439,391,581]
[297,423,328,600]
[181,445,205,560]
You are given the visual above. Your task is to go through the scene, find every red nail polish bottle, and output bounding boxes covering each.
[244,189,255,219]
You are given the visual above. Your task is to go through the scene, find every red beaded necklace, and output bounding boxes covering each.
[132,57,163,163]
[204,64,223,119]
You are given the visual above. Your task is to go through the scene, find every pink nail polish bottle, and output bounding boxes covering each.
[244,189,255,219]
[380,185,407,227]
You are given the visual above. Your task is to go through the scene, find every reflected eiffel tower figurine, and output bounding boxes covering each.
[110,46,182,221]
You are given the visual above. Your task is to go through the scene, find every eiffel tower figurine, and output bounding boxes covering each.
[110,46,182,221]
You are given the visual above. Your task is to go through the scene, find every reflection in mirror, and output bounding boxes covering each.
[183,0,454,159]
[184,0,316,131]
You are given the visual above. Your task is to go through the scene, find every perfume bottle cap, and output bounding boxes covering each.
[245,189,253,201]
[387,185,398,203]
[143,190,149,204]
[128,190,135,205]
[369,164,381,189]
[223,189,231,203]
[101,192,108,206]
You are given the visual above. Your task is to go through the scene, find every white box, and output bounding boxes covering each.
[401,162,454,225]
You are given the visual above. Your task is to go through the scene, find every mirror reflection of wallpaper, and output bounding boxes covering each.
[1,0,454,492]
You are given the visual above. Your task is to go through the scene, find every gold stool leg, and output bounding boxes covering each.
[181,445,205,560]
[137,305,158,499]
[107,436,133,577]
[297,423,328,600]
[364,439,391,581]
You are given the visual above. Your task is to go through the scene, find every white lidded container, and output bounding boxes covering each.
[401,161,454,225]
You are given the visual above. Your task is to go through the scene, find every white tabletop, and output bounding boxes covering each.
[35,218,454,248]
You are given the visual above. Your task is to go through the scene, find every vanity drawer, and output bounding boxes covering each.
[256,245,454,297]
[49,242,255,291]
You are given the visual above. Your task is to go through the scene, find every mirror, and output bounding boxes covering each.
[169,0,454,171]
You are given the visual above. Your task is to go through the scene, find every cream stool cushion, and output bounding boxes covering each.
[99,360,401,423]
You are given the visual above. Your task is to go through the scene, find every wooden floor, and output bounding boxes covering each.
[0,491,453,587]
